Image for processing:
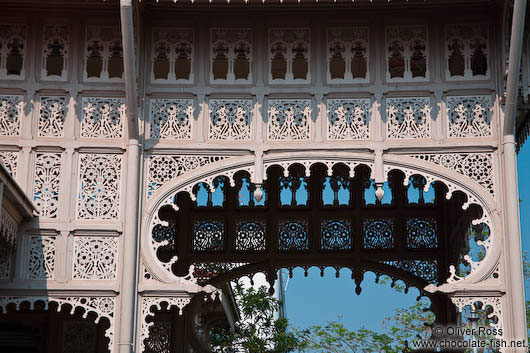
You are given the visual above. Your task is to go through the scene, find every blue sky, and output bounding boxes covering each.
[284,145,530,332]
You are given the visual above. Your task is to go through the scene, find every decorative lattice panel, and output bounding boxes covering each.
[0,245,10,279]
[151,28,193,83]
[0,151,18,178]
[0,95,23,137]
[446,96,492,138]
[386,97,431,139]
[0,24,26,79]
[150,99,193,140]
[73,236,118,280]
[327,27,369,83]
[38,96,66,137]
[209,99,252,140]
[445,24,489,80]
[27,236,56,279]
[33,153,61,218]
[81,97,125,139]
[268,99,311,140]
[41,25,69,81]
[385,25,428,81]
[327,98,370,140]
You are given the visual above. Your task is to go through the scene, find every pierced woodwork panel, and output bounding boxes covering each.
[0,24,26,79]
[363,218,394,249]
[235,220,266,252]
[320,219,352,251]
[192,220,225,252]
[278,220,309,251]
[406,217,438,249]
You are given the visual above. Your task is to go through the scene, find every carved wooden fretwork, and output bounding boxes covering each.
[84,26,123,82]
[27,236,56,279]
[0,244,10,279]
[445,24,489,80]
[33,152,61,218]
[150,98,193,140]
[327,27,369,83]
[386,25,429,81]
[269,28,310,84]
[73,236,118,280]
[268,99,311,140]
[209,99,252,140]
[386,97,431,139]
[38,96,66,137]
[210,28,253,83]
[0,151,18,178]
[447,95,492,138]
[0,210,18,248]
[0,24,26,79]
[151,28,193,83]
[327,98,370,140]
[41,25,69,81]
[81,97,125,139]
[0,95,23,137]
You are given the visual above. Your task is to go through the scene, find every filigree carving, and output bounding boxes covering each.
[406,217,438,249]
[151,28,193,83]
[210,28,253,83]
[0,151,18,178]
[192,220,224,252]
[451,297,502,334]
[150,99,193,140]
[386,25,428,81]
[321,219,352,251]
[445,24,489,79]
[41,25,69,80]
[0,24,26,79]
[268,99,311,140]
[363,218,394,249]
[192,262,249,285]
[235,220,266,251]
[386,97,431,139]
[0,210,17,247]
[0,95,23,136]
[38,96,66,137]
[27,236,56,279]
[384,260,438,284]
[278,220,309,251]
[146,155,228,199]
[81,97,125,139]
[144,321,171,353]
[327,27,369,82]
[62,321,97,353]
[76,154,122,220]
[33,153,61,218]
[84,26,123,81]
[327,98,370,140]
[269,28,310,83]
[73,236,118,280]
[447,96,492,138]
[209,99,252,140]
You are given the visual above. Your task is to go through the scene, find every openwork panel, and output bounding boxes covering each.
[384,260,438,284]
[144,321,171,353]
[278,220,309,251]
[268,99,311,140]
[73,236,118,280]
[0,24,26,79]
[269,28,310,83]
[445,24,489,80]
[0,151,18,178]
[0,95,23,136]
[192,220,225,252]
[363,218,394,249]
[150,99,193,140]
[235,220,266,252]
[210,28,253,83]
[81,97,125,139]
[33,153,61,218]
[0,210,18,247]
[84,26,123,81]
[62,321,97,353]
[38,96,66,137]
[406,217,438,249]
[151,28,193,83]
[386,97,431,139]
[76,154,122,220]
[327,98,370,140]
[0,245,10,279]
[327,27,369,83]
[209,99,252,140]
[41,25,69,81]
[27,236,56,279]
[320,219,352,251]
[447,95,492,138]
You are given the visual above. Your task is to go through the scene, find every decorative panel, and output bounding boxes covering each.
[41,25,69,81]
[81,97,125,139]
[446,95,492,138]
[144,321,171,353]
[386,25,429,81]
[27,236,56,279]
[0,210,18,247]
[0,24,26,79]
[84,26,123,81]
[386,97,431,139]
[33,153,61,219]
[235,220,266,252]
[320,219,352,251]
[62,321,97,353]
[76,154,122,220]
[38,96,66,137]
[209,99,252,140]
[327,98,370,140]
[278,220,309,251]
[151,28,193,83]
[445,24,489,80]
[268,99,311,140]
[0,151,18,178]
[73,236,118,280]
[210,28,253,83]
[383,260,438,284]
[269,28,310,83]
[0,95,23,136]
[150,99,193,140]
[406,217,438,249]
[363,218,394,249]
[0,245,10,279]
[327,27,369,83]
[192,220,224,252]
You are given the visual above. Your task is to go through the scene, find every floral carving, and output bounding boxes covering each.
[269,28,310,83]
[268,99,311,140]
[73,236,118,280]
[386,97,431,139]
[0,151,18,178]
[327,98,370,140]
[386,25,428,81]
[0,24,26,79]
[151,28,193,83]
[81,97,125,139]
[33,153,61,218]
[406,217,438,249]
[445,24,489,79]
[0,95,23,136]
[150,99,193,140]
[447,96,492,138]
[321,219,352,251]
[383,260,438,284]
[84,26,123,81]
[144,321,171,353]
[27,236,56,279]
[38,96,66,137]
[209,99,252,140]
[41,25,69,80]
[76,154,122,220]
[278,220,309,251]
[192,220,224,252]
[327,27,369,82]
[235,220,266,252]
[363,218,394,249]
[210,28,253,83]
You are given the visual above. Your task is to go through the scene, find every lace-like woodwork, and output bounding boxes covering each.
[193,220,225,251]
[327,27,369,83]
[327,98,370,140]
[321,219,352,251]
[151,28,193,83]
[0,25,26,79]
[41,25,69,80]
[144,321,171,353]
[33,153,61,218]
[0,296,116,352]
[235,220,266,251]
[278,220,309,251]
[386,97,431,139]
[411,153,494,196]
[0,210,17,247]
[363,218,394,249]
[447,96,492,138]
[451,297,502,335]
[27,236,56,279]
[146,155,228,199]
[268,99,311,140]
[445,24,489,80]
[81,97,125,139]
[150,99,193,140]
[73,236,118,280]
[0,245,10,279]
[269,28,310,83]
[209,99,252,140]
[406,217,438,249]
[210,28,253,83]
[76,154,122,220]
[0,151,18,178]
[62,321,97,353]
[0,95,23,136]
[386,26,428,81]
[38,96,66,137]
[84,26,123,81]
[384,260,438,284]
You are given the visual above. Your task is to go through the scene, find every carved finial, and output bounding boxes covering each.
[375,183,384,202]
[254,184,263,202]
